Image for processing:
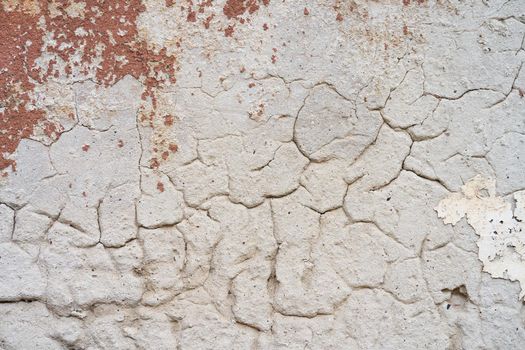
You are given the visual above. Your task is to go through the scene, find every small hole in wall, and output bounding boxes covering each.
[443,285,469,310]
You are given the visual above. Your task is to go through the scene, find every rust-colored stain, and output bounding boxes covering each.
[222,0,270,36]
[163,115,175,127]
[223,0,264,19]
[0,1,177,171]
[82,144,90,152]
[0,5,45,170]
[304,8,309,16]
[150,158,160,169]
[203,14,215,29]
[43,121,64,139]
[224,25,235,37]
[157,181,165,193]
[187,10,197,22]
[403,0,426,5]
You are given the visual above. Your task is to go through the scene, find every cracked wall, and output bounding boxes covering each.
[1,0,525,349]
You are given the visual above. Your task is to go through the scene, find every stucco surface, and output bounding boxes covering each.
[1,0,525,349]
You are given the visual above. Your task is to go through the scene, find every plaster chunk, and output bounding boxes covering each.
[0,204,14,242]
[295,85,382,162]
[272,191,350,317]
[0,243,46,301]
[137,169,184,228]
[41,238,143,311]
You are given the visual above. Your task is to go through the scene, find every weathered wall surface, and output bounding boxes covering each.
[1,0,525,349]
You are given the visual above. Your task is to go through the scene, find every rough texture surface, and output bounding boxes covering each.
[1,0,525,349]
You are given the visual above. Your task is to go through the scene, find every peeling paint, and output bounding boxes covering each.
[436,175,525,298]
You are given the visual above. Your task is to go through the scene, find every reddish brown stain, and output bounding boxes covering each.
[263,23,269,31]
[150,158,160,169]
[224,25,235,37]
[0,4,45,171]
[163,115,175,126]
[223,0,261,19]
[304,8,309,15]
[43,121,63,139]
[248,82,256,88]
[82,144,90,152]
[203,14,215,29]
[403,24,409,35]
[0,1,177,171]
[117,139,125,148]
[336,13,344,21]
[187,10,197,22]
[222,0,270,36]
[403,0,426,5]
[271,55,277,64]
[157,182,165,193]
[169,143,179,153]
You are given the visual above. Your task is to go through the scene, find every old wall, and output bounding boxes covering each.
[1,0,525,349]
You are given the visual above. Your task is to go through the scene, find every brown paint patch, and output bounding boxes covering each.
[42,121,63,140]
[403,0,426,5]
[187,10,197,22]
[222,0,270,36]
[181,0,216,30]
[225,25,235,37]
[224,0,261,19]
[203,14,215,29]
[163,115,175,126]
[150,158,160,169]
[0,1,177,171]
[0,4,45,171]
